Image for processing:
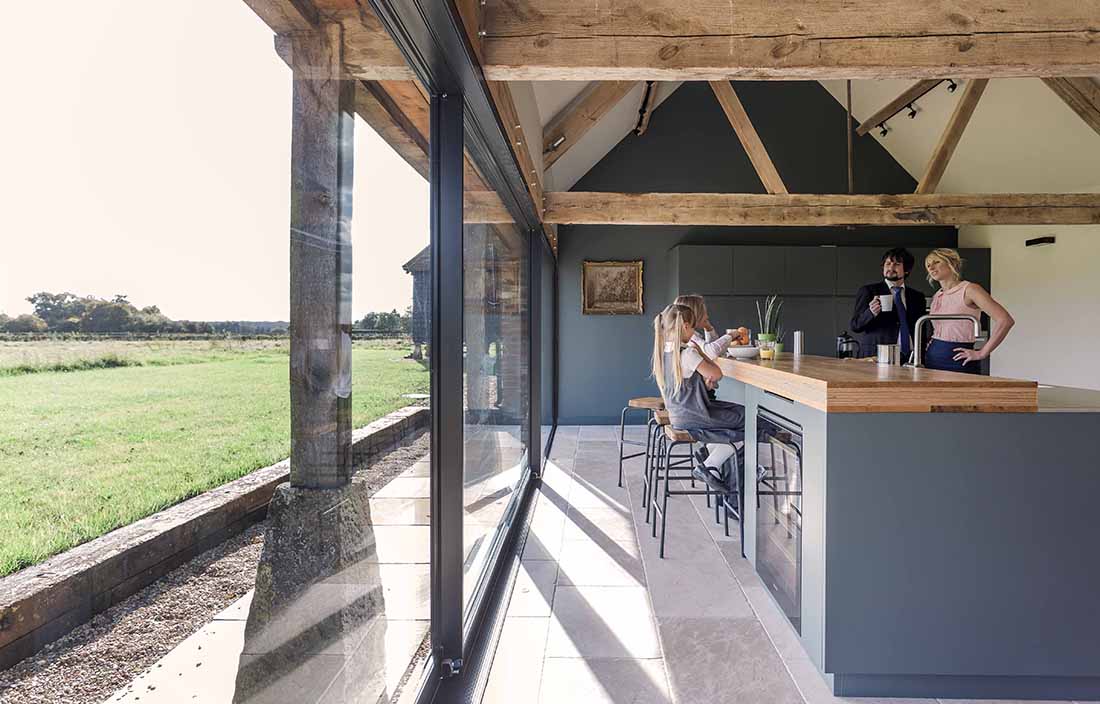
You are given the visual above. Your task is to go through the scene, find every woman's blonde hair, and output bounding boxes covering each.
[652,304,696,398]
[673,294,707,328]
[925,248,965,286]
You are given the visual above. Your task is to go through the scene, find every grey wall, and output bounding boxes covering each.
[558,82,960,424]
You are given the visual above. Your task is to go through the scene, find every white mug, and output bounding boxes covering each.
[877,294,894,312]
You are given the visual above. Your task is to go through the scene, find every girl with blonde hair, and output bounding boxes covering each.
[673,294,737,360]
[652,304,745,485]
[924,248,1015,374]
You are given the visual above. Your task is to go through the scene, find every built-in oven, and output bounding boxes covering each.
[755,408,803,633]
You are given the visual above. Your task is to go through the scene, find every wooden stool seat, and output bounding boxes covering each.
[663,425,694,443]
[628,396,664,410]
[654,409,670,425]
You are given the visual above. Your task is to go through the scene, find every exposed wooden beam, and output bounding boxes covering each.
[1043,77,1100,138]
[855,80,942,137]
[543,192,1100,226]
[542,82,637,169]
[464,191,514,223]
[916,79,988,194]
[481,1,1100,80]
[487,81,545,213]
[242,0,319,34]
[709,81,787,194]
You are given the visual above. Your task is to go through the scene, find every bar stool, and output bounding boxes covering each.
[617,397,664,489]
[651,425,743,559]
[643,410,700,518]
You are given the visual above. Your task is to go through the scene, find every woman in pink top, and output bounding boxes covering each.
[923,248,1015,374]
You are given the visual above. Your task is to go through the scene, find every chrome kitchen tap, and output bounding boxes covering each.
[911,314,981,367]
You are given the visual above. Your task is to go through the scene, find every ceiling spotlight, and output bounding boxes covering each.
[878,123,889,137]
[947,79,958,92]
[906,103,917,119]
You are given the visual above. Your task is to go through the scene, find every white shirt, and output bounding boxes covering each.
[665,341,705,378]
[692,329,733,360]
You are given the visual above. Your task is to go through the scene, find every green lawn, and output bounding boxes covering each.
[0,341,428,576]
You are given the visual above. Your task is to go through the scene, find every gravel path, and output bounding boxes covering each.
[0,432,430,704]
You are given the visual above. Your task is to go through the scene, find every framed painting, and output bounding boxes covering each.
[581,260,644,315]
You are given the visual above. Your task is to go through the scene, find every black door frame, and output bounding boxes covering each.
[367,1,556,701]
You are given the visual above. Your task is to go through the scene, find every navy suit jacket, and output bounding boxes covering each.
[850,282,927,358]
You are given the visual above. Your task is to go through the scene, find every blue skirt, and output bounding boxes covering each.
[924,339,980,375]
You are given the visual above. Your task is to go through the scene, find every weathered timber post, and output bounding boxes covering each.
[234,22,387,704]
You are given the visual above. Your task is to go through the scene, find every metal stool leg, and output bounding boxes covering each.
[617,406,629,487]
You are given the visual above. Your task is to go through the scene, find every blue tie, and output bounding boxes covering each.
[893,287,911,361]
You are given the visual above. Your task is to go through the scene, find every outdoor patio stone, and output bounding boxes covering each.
[482,617,550,704]
[557,538,645,587]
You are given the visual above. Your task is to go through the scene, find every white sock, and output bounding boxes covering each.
[704,443,735,470]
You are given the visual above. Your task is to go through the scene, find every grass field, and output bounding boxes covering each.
[0,339,429,576]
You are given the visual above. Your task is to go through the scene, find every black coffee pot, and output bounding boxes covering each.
[836,331,859,359]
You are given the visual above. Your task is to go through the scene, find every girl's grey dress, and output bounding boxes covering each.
[663,349,745,445]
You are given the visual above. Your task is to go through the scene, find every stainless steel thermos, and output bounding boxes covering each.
[791,330,804,355]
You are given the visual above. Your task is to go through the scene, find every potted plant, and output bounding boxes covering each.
[756,295,783,359]
[775,325,786,354]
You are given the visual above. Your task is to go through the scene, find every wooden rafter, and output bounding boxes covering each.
[487,81,545,213]
[480,1,1100,81]
[855,80,942,137]
[542,192,1100,226]
[916,79,988,194]
[542,82,637,169]
[709,81,787,194]
[1043,77,1100,138]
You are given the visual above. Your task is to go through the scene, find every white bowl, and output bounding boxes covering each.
[727,345,759,359]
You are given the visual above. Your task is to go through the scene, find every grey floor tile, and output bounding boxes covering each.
[659,617,803,704]
[546,586,661,659]
[558,538,645,587]
[507,560,559,617]
[368,526,429,563]
[643,551,756,621]
[373,477,430,499]
[539,658,672,704]
[482,617,550,704]
[564,505,637,543]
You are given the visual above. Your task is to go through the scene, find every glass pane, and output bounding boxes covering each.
[1,3,434,699]
[462,218,531,605]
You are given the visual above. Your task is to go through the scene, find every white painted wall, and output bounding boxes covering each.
[822,77,1100,388]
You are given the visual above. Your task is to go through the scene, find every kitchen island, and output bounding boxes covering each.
[716,355,1100,700]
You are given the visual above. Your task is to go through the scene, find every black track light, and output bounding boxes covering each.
[947,79,958,92]
[878,123,888,137]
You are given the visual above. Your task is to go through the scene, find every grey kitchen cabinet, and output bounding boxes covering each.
[836,247,887,295]
[785,246,838,295]
[675,245,733,295]
[733,246,785,295]
[781,297,836,356]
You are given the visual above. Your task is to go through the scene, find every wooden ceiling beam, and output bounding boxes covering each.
[481,1,1100,80]
[916,79,988,194]
[1043,78,1100,138]
[709,81,787,194]
[487,81,545,216]
[634,81,659,135]
[543,192,1100,226]
[543,82,637,169]
[855,80,943,137]
[242,0,319,34]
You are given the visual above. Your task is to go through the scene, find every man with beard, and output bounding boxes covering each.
[849,248,927,360]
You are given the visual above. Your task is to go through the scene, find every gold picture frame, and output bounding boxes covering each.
[581,260,644,315]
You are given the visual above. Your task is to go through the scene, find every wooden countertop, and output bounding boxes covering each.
[717,354,1039,413]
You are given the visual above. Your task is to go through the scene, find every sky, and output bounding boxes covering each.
[0,0,429,321]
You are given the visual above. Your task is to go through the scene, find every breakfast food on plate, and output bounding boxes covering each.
[724,327,752,346]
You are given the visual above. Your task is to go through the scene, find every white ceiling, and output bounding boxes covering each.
[820,77,1100,193]
[515,77,1100,197]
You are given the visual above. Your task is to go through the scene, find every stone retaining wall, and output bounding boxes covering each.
[0,405,429,672]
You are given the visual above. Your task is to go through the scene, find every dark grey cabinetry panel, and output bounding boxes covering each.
[782,298,837,356]
[785,246,838,295]
[733,246,785,294]
[836,247,886,295]
[704,296,759,333]
[959,248,991,291]
[676,245,733,294]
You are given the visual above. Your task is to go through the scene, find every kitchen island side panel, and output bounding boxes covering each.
[823,411,1100,680]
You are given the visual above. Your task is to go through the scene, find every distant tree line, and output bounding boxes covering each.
[0,292,412,336]
[356,308,411,334]
[0,292,288,335]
